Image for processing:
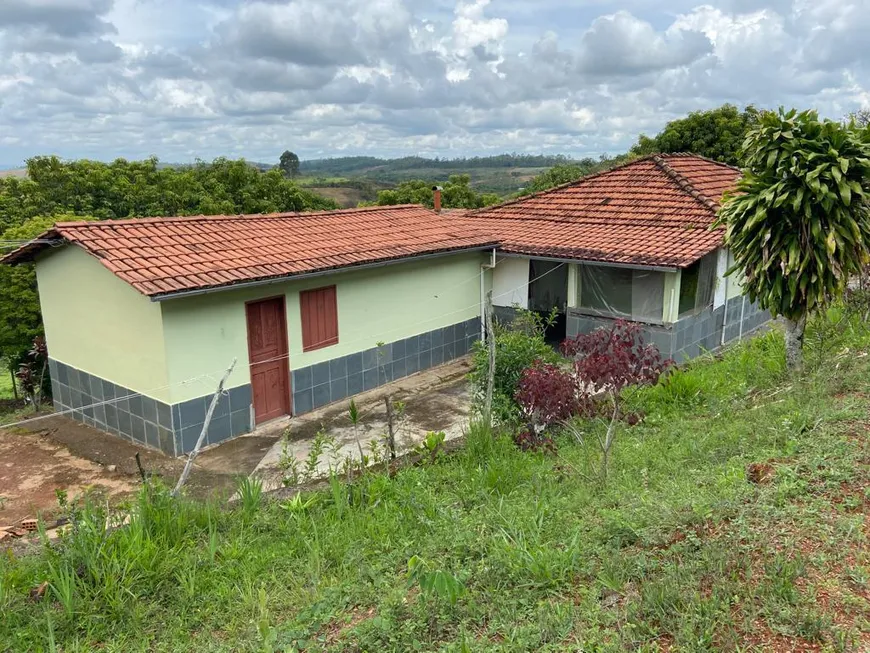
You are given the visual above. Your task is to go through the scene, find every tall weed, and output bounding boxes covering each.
[238,476,263,516]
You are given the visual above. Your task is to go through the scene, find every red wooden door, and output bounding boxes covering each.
[245,297,291,424]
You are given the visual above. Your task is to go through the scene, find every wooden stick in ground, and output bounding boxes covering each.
[172,358,237,496]
[135,452,147,483]
[384,396,396,460]
[485,290,496,419]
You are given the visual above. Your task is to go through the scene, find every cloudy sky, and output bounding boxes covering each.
[0,0,868,166]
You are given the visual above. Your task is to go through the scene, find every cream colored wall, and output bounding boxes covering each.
[161,252,486,403]
[35,246,171,401]
[724,249,746,299]
[713,248,729,309]
[567,264,578,308]
[663,270,681,323]
[492,256,529,308]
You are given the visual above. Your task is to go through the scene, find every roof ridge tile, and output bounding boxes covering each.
[467,154,658,216]
[659,151,742,172]
[48,203,425,229]
[651,154,718,214]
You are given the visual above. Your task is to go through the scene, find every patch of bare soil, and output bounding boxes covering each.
[321,606,378,646]
[0,428,134,525]
[0,398,27,413]
[1,416,244,531]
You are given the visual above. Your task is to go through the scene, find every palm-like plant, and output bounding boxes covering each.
[716,109,870,370]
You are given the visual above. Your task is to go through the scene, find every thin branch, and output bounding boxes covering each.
[172,358,237,496]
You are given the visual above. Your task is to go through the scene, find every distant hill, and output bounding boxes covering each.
[298,154,582,197]
[0,154,590,206]
[300,154,573,175]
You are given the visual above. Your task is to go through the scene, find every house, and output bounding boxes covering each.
[2,154,770,456]
[461,153,770,360]
[2,205,497,456]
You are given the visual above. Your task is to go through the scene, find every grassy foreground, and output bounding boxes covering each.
[2,314,870,651]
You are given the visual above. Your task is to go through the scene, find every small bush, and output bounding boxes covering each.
[563,319,671,391]
[561,321,672,478]
[515,362,591,428]
[470,311,561,423]
[237,476,263,516]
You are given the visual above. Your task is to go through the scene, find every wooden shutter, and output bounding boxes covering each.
[300,286,338,352]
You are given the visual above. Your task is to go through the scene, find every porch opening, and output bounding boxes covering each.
[528,260,568,344]
[577,264,666,324]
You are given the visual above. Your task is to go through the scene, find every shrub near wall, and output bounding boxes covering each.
[469,313,561,424]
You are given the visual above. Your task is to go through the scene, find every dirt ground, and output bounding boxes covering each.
[0,418,247,528]
[1,358,474,527]
[0,428,134,525]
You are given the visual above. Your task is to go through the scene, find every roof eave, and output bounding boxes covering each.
[0,229,65,265]
[148,242,498,302]
[497,237,723,270]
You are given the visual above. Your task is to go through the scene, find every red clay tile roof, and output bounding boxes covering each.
[1,205,497,298]
[463,153,740,268]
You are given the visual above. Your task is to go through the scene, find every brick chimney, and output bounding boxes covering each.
[432,186,443,213]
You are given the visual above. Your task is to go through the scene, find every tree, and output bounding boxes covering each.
[847,108,870,128]
[522,162,595,194]
[561,320,670,480]
[715,108,870,371]
[631,104,761,166]
[0,156,336,235]
[373,174,500,209]
[519,154,637,196]
[279,150,300,178]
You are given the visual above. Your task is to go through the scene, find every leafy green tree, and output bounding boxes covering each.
[716,108,870,371]
[520,155,638,195]
[522,163,593,194]
[632,104,761,165]
[373,174,500,209]
[0,215,97,379]
[0,156,337,234]
[278,150,300,177]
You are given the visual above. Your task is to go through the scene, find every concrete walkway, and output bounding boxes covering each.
[253,358,473,490]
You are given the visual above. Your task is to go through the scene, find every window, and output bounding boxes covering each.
[300,286,338,352]
[678,253,716,316]
[578,265,665,323]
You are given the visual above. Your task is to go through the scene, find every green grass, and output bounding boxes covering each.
[2,314,870,651]
[0,368,15,400]
[295,176,353,186]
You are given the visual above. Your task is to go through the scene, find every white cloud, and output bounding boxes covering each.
[0,0,867,166]
[574,11,713,75]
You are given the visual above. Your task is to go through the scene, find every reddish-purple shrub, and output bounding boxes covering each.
[511,322,670,460]
[515,362,591,427]
[561,320,672,392]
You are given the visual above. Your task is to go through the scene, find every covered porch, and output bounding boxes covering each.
[490,251,769,361]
